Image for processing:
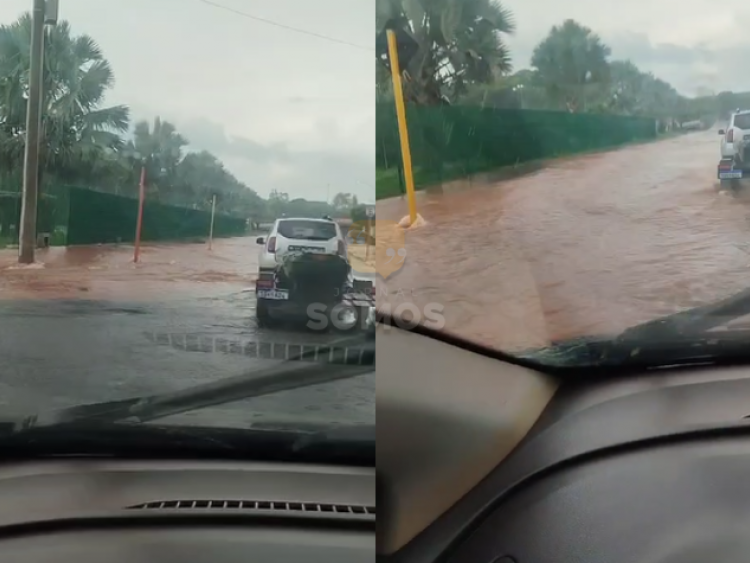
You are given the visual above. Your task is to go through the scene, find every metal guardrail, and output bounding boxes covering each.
[145,332,374,365]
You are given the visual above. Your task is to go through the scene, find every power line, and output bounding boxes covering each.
[197,0,374,52]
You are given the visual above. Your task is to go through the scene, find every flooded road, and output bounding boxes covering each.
[0,237,257,300]
[0,298,374,427]
[0,237,374,426]
[377,130,750,352]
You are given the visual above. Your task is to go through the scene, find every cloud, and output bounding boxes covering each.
[175,116,374,202]
[509,22,750,96]
[607,32,712,66]
[178,118,287,162]
[503,0,750,96]
[0,0,374,202]
[604,32,750,95]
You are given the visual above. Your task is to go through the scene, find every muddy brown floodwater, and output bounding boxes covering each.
[377,130,750,353]
[0,237,257,300]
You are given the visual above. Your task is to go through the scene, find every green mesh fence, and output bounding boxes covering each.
[376,103,657,199]
[0,194,56,245]
[66,188,246,245]
[0,196,19,245]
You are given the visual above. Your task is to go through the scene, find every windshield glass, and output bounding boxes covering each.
[278,220,338,240]
[735,114,750,129]
[375,2,750,365]
[0,0,374,434]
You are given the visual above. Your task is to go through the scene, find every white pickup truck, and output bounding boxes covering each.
[718,110,750,188]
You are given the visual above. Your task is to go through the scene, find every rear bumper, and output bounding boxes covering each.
[718,157,747,179]
[258,297,375,332]
[255,278,374,323]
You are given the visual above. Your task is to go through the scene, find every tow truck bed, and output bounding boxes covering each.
[342,292,375,308]
[344,274,375,308]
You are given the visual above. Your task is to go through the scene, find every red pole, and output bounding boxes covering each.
[133,165,146,263]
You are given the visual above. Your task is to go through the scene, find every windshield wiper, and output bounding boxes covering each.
[518,332,750,369]
[0,419,376,466]
[520,285,750,369]
[13,332,374,432]
[617,286,750,341]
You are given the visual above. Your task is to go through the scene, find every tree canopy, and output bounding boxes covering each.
[0,12,367,225]
[378,9,736,124]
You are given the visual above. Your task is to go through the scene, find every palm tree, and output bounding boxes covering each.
[376,58,393,101]
[129,117,187,186]
[0,13,130,191]
[376,0,515,105]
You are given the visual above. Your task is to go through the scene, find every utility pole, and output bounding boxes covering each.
[18,0,47,264]
[133,163,146,263]
[208,193,217,251]
[18,0,57,263]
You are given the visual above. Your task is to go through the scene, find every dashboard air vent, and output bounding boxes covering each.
[127,499,375,515]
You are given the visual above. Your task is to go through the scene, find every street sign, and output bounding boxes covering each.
[366,206,375,218]
[45,0,59,25]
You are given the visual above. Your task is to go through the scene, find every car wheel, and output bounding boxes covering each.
[256,299,276,328]
[724,178,743,193]
[330,302,362,334]
[720,179,740,192]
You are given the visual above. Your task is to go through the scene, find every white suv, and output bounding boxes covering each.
[253,217,375,330]
[254,217,348,309]
[718,110,750,185]
[256,217,346,275]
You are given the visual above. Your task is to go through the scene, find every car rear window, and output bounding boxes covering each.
[734,114,750,129]
[277,220,337,240]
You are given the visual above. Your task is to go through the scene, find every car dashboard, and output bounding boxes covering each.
[377,324,750,563]
[0,459,374,562]
[439,365,750,563]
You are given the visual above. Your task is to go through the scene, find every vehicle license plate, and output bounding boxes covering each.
[257,289,289,300]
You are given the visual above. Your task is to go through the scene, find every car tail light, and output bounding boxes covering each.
[727,129,734,142]
[267,237,276,253]
[338,239,346,255]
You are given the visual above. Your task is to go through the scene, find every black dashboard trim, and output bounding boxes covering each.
[0,512,376,541]
[388,369,750,563]
[0,422,376,467]
[376,314,750,378]
[435,421,750,561]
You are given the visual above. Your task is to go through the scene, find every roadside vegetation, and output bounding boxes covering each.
[0,12,364,234]
[375,0,738,198]
[376,0,734,122]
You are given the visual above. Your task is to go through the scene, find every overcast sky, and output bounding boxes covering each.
[0,0,374,202]
[508,0,750,96]
[1,1,748,203]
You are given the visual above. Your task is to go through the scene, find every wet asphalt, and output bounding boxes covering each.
[0,291,375,428]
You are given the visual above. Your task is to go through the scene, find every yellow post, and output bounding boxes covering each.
[386,29,417,225]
